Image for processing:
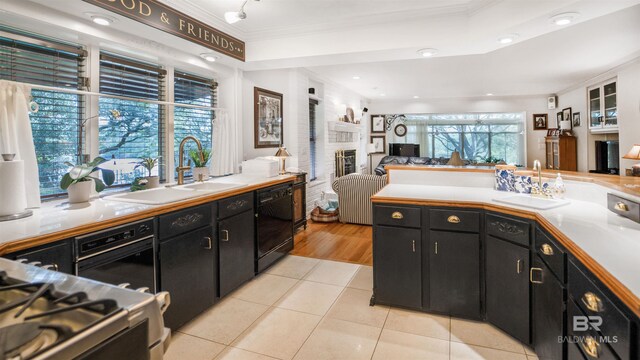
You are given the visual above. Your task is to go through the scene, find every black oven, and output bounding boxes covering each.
[75,219,156,293]
[256,184,293,272]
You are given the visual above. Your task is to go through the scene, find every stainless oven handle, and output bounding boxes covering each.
[76,235,155,261]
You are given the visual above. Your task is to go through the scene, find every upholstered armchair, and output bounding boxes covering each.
[331,173,388,225]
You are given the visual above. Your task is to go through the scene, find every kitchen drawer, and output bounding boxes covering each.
[607,193,640,223]
[374,205,421,228]
[486,213,530,246]
[5,240,73,274]
[159,204,212,240]
[568,260,631,360]
[535,229,565,283]
[429,209,479,233]
[219,192,254,219]
[567,299,618,360]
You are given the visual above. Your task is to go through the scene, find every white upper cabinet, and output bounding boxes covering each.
[588,79,618,133]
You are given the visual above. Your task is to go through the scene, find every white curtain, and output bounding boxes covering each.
[0,80,41,208]
[211,110,237,176]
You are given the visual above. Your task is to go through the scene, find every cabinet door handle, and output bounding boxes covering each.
[412,240,416,253]
[447,215,460,224]
[529,267,543,284]
[614,202,628,212]
[582,292,604,312]
[434,242,438,255]
[42,263,59,272]
[540,243,554,256]
[204,236,213,249]
[221,230,229,242]
[580,336,601,358]
[391,211,403,219]
[516,259,522,274]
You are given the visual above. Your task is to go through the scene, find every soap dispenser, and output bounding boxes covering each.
[553,173,566,198]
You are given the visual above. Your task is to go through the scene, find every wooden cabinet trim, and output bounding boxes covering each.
[372,197,640,318]
[0,177,294,256]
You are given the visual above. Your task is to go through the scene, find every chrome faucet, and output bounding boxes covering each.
[176,136,204,185]
[531,160,552,198]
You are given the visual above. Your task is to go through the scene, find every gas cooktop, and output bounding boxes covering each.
[0,258,169,360]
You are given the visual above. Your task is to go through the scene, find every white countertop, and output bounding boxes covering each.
[373,184,640,301]
[0,174,292,245]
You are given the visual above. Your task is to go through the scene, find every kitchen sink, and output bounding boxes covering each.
[492,194,570,210]
[180,182,247,192]
[105,187,204,205]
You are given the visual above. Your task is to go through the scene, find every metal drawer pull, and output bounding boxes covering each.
[42,263,59,272]
[221,230,229,242]
[391,211,404,219]
[204,237,213,250]
[614,202,629,212]
[516,259,522,274]
[582,292,604,312]
[529,267,543,284]
[434,242,438,255]
[540,243,554,256]
[580,336,600,358]
[412,240,416,253]
[447,215,460,224]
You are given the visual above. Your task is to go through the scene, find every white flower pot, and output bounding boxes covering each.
[67,180,93,203]
[192,167,210,182]
[145,176,160,189]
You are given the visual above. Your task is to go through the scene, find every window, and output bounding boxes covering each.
[309,99,319,180]
[0,30,86,197]
[98,53,166,185]
[173,71,215,179]
[391,113,525,165]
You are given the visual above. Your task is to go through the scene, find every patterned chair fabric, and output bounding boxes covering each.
[332,173,388,225]
[374,156,471,175]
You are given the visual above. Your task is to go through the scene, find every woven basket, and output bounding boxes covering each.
[310,207,339,223]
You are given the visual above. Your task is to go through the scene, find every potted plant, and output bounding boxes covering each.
[190,149,211,181]
[60,157,115,203]
[134,156,161,189]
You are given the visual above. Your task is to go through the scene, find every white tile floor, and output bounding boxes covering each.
[165,255,539,360]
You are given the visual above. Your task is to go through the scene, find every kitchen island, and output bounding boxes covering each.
[371,166,640,360]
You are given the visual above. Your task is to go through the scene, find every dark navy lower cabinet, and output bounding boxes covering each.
[486,235,530,344]
[428,230,481,319]
[373,225,422,309]
[372,203,639,360]
[532,255,565,360]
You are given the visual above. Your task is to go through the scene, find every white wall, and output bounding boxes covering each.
[368,96,552,168]
[617,62,640,173]
[241,69,367,213]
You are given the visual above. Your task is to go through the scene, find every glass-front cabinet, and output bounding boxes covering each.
[589,79,618,133]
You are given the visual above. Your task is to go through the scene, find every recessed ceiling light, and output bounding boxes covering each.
[352,76,361,80]
[550,12,580,26]
[486,93,494,96]
[497,34,519,44]
[413,95,420,99]
[200,53,218,62]
[380,93,386,97]
[91,15,114,26]
[417,48,438,57]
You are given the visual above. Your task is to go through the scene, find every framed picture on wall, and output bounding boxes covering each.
[573,112,581,127]
[562,107,572,125]
[533,113,548,130]
[371,115,385,133]
[254,87,283,148]
[370,135,386,153]
[556,111,563,127]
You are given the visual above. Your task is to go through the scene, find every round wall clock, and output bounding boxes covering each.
[394,124,407,137]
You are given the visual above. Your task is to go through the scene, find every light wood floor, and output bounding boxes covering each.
[291,221,373,265]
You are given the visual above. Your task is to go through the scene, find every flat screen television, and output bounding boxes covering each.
[389,143,420,157]
[591,140,619,175]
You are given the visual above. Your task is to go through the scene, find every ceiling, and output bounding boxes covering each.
[2,0,640,100]
[307,5,640,100]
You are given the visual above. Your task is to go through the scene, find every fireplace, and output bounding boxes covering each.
[335,149,357,177]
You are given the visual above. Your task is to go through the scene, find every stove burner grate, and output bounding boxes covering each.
[0,322,73,359]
